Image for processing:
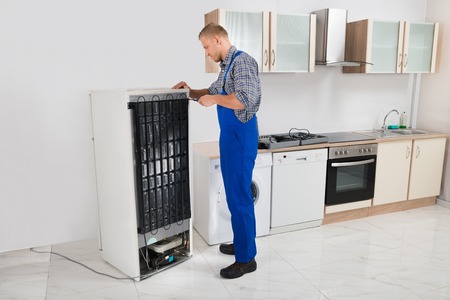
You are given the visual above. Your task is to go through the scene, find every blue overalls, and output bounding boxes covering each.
[218,51,258,263]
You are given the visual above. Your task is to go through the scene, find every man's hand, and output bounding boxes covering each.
[172,81,190,90]
[198,95,217,107]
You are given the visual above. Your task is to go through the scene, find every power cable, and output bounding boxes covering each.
[29,247,140,281]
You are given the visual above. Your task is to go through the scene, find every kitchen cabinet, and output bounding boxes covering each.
[408,138,446,200]
[204,9,316,73]
[268,12,316,72]
[373,137,446,206]
[204,9,266,73]
[373,140,412,205]
[343,20,439,73]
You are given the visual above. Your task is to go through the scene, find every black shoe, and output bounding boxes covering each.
[220,259,257,279]
[219,243,235,255]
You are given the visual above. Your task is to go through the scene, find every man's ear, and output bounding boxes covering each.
[214,35,221,45]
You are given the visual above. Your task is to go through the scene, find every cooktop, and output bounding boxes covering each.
[320,132,376,143]
[258,131,328,149]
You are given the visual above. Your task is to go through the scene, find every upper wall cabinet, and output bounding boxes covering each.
[204,9,316,73]
[269,13,316,72]
[343,20,439,74]
[204,9,266,73]
[404,22,439,73]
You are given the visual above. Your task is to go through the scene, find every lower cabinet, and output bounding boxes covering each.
[373,137,446,206]
[409,138,446,200]
[373,140,412,205]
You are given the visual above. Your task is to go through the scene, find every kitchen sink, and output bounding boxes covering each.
[356,128,430,138]
[356,130,401,138]
[390,129,428,135]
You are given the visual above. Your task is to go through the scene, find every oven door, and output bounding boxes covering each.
[325,155,376,206]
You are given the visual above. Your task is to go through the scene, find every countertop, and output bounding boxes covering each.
[192,130,448,159]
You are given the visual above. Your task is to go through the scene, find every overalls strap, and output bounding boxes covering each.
[221,50,242,95]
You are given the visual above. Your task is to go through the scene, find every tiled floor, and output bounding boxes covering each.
[2,205,450,299]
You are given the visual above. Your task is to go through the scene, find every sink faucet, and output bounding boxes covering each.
[381,109,399,132]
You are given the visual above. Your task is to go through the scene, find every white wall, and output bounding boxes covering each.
[0,0,428,252]
[419,0,450,204]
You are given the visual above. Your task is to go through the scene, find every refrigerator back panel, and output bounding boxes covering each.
[128,92,191,234]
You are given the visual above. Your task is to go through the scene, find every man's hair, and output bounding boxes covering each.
[198,23,229,40]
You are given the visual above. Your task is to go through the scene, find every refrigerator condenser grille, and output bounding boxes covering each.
[129,94,191,234]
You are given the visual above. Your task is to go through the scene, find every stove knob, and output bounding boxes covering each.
[368,148,372,153]
[359,149,363,153]
[339,150,344,155]
[344,150,349,155]
[335,151,339,156]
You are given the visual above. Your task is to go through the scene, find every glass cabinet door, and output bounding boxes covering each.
[270,13,313,72]
[403,22,437,73]
[370,21,403,73]
[225,11,265,72]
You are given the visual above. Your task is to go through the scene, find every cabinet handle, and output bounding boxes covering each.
[264,50,269,66]
[404,53,408,68]
[272,49,276,66]
[406,146,411,159]
[415,146,421,158]
[398,53,403,67]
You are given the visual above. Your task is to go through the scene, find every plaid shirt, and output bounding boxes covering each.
[208,46,261,123]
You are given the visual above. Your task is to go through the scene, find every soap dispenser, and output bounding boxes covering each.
[400,112,407,129]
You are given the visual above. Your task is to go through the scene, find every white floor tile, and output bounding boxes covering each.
[386,259,450,294]
[320,274,422,300]
[2,205,450,300]
[222,271,324,300]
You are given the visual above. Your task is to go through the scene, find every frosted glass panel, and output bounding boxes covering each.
[275,14,310,71]
[406,23,435,72]
[371,21,400,73]
[225,12,263,71]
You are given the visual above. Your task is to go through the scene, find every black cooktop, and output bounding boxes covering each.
[320,132,376,143]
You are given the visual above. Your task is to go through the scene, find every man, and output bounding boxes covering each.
[173,23,261,279]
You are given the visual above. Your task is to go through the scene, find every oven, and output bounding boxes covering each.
[325,144,377,206]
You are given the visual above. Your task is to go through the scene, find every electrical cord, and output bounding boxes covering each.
[29,247,140,281]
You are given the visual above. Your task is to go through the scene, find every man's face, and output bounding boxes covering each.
[200,35,221,63]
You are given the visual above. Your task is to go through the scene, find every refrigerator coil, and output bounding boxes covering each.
[128,93,191,234]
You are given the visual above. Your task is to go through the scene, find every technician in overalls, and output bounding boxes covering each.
[173,23,261,279]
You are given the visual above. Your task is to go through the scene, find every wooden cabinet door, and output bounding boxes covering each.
[408,138,446,200]
[373,140,412,205]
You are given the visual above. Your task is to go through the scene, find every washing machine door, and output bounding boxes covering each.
[218,179,260,216]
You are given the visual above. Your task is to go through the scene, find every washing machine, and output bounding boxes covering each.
[193,148,272,245]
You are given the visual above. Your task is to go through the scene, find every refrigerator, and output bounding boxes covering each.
[90,88,192,281]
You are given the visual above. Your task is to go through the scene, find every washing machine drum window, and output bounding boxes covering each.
[218,179,260,216]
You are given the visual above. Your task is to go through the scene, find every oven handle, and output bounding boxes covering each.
[331,158,375,167]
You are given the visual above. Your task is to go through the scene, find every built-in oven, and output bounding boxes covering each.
[325,144,377,206]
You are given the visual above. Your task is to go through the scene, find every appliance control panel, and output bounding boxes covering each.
[329,143,377,159]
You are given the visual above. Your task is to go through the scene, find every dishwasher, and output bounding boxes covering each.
[270,148,328,234]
